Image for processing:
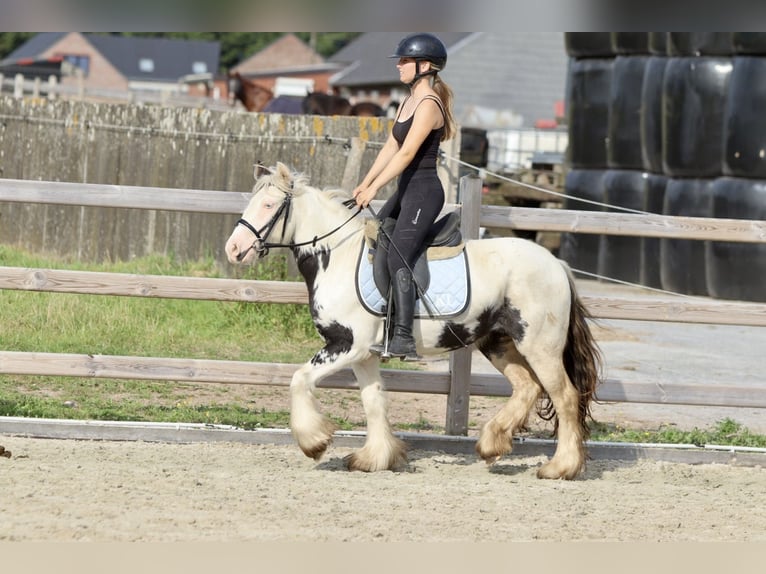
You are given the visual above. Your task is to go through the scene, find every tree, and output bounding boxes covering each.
[0,33,35,60]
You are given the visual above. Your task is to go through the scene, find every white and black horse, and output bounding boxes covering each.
[225,163,602,479]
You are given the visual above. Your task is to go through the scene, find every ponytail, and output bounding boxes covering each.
[433,74,456,141]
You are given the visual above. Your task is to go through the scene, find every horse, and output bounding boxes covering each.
[349,101,386,117]
[301,92,352,116]
[224,162,603,480]
[229,72,274,112]
[302,92,386,117]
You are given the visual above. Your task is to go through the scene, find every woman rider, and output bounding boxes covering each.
[353,33,456,360]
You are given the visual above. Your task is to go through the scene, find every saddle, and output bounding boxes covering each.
[370,211,463,299]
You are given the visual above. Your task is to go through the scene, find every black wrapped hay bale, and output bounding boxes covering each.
[640,57,668,174]
[640,174,668,289]
[565,33,614,58]
[648,33,668,56]
[559,169,606,274]
[667,33,733,56]
[598,170,646,283]
[732,33,766,54]
[611,33,650,55]
[706,177,766,302]
[660,178,714,296]
[608,56,649,170]
[662,57,731,178]
[566,58,613,168]
[723,57,766,179]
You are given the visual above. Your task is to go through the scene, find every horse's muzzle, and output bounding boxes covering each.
[236,240,269,262]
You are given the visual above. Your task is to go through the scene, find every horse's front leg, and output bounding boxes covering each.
[345,356,407,472]
[290,361,339,461]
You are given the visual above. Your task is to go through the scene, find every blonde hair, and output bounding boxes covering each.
[433,73,456,141]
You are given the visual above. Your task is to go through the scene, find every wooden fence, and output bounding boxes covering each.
[1,177,766,435]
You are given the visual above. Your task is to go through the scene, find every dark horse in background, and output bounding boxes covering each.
[230,72,386,117]
[229,72,275,112]
[301,92,386,117]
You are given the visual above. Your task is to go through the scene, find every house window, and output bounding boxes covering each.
[192,61,207,74]
[139,58,154,73]
[60,54,90,77]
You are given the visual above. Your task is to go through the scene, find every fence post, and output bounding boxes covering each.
[14,73,24,98]
[340,136,366,191]
[445,173,483,435]
[47,75,57,100]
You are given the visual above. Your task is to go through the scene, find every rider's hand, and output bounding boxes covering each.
[353,185,376,208]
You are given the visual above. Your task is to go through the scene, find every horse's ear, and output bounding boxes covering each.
[253,162,271,180]
[275,162,293,188]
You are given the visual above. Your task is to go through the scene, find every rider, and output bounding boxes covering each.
[353,33,456,360]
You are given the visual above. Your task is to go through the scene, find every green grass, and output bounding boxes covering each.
[0,246,322,428]
[0,245,319,361]
[588,418,766,448]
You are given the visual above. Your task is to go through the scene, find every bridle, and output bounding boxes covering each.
[235,192,362,262]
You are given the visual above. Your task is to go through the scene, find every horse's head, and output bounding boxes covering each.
[225,162,302,265]
[229,72,273,112]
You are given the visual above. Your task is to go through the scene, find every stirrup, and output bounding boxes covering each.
[386,336,421,361]
[369,343,393,362]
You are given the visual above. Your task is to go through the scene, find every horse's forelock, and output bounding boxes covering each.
[253,166,310,197]
[252,165,351,206]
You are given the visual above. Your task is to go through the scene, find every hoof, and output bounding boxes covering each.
[536,459,584,480]
[292,419,338,461]
[475,422,513,463]
[343,450,408,472]
[298,436,333,461]
[343,436,408,472]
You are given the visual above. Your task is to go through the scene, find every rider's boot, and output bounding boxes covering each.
[385,268,421,361]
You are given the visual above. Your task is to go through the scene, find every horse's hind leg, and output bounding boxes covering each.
[475,340,542,463]
[345,356,407,472]
[290,363,338,460]
[522,354,586,480]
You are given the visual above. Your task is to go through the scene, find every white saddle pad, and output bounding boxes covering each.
[356,245,470,318]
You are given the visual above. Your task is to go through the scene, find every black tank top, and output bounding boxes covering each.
[391,95,446,172]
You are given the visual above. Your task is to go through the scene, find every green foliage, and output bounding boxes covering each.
[0,33,34,60]
[589,418,766,448]
[0,247,319,361]
[0,383,291,430]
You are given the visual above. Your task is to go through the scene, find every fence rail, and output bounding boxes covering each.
[1,266,765,327]
[3,178,766,242]
[1,178,766,434]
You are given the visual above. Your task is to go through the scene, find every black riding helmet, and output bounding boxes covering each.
[390,33,447,84]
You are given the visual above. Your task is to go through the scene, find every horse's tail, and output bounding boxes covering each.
[539,263,603,439]
[560,267,603,441]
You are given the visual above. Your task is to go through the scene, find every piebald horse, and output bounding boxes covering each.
[225,163,602,479]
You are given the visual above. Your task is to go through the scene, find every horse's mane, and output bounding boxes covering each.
[322,187,353,202]
[254,163,353,206]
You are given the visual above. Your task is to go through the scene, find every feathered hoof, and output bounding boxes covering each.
[475,422,513,463]
[343,440,408,472]
[292,419,338,461]
[536,458,584,480]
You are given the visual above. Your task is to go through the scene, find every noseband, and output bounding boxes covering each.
[235,194,361,262]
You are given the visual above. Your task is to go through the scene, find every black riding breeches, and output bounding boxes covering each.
[377,169,445,278]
